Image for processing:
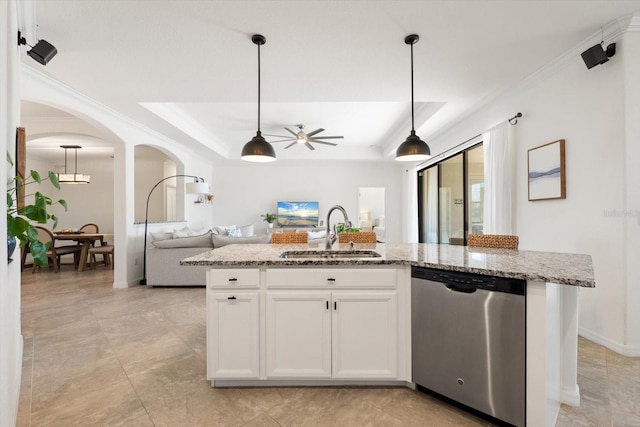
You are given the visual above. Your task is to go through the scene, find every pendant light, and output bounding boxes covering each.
[57,145,90,184]
[241,34,276,162]
[395,34,431,162]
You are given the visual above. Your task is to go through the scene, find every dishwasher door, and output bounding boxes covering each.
[411,267,525,426]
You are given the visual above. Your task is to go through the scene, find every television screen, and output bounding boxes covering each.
[277,201,319,227]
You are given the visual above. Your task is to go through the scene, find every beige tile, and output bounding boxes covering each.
[267,387,341,426]
[30,379,147,426]
[242,413,282,427]
[612,410,640,427]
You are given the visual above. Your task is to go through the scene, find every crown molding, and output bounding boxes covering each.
[628,16,640,32]
[20,64,203,158]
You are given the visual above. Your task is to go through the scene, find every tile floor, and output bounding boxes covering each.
[16,267,640,426]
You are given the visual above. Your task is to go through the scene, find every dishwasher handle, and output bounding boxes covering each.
[445,283,477,294]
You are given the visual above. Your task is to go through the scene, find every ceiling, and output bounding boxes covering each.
[20,0,640,162]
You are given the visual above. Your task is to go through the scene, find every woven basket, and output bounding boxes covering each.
[337,232,377,244]
[468,234,519,249]
[271,232,309,244]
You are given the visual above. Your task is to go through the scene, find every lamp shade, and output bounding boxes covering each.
[186,181,210,194]
[395,130,431,162]
[241,131,276,162]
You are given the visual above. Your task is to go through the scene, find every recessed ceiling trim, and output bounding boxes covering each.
[141,102,230,158]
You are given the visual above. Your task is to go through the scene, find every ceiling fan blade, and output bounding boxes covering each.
[305,128,325,137]
[268,138,296,143]
[262,134,292,138]
[284,128,298,137]
[310,140,338,146]
[308,136,344,140]
[284,142,297,149]
[305,142,316,151]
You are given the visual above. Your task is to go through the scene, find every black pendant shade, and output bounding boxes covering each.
[241,34,276,162]
[241,131,276,162]
[396,130,431,161]
[396,34,431,162]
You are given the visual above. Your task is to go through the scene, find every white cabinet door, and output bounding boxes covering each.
[331,292,398,379]
[208,293,259,379]
[266,292,331,378]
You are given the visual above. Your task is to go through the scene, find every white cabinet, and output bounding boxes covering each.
[207,268,260,380]
[331,292,397,378]
[266,292,332,378]
[265,290,398,380]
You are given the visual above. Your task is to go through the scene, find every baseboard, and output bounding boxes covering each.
[113,280,139,289]
[561,384,580,407]
[579,328,640,357]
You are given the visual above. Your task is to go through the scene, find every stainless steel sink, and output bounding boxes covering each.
[279,250,382,259]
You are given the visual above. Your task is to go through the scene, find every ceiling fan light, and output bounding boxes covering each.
[395,130,431,162]
[241,131,276,162]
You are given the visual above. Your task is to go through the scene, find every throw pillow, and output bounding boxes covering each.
[212,234,271,248]
[213,225,236,235]
[172,225,192,238]
[227,228,242,237]
[238,224,255,237]
[149,231,173,242]
[308,230,326,240]
[153,232,214,249]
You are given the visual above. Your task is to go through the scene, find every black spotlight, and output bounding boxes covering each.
[581,43,616,70]
[18,31,57,65]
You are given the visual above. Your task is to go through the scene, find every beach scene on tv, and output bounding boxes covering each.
[277,202,320,227]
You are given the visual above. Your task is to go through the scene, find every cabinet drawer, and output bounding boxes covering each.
[266,268,396,289]
[209,268,260,289]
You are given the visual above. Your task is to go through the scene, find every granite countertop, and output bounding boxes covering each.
[181,243,595,288]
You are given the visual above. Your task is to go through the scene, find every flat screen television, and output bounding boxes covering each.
[276,201,319,227]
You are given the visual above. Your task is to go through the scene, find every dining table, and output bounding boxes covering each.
[53,232,114,272]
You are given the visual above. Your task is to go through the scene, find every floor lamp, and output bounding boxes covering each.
[140,175,209,285]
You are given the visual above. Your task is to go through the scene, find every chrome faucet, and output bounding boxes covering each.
[325,205,351,250]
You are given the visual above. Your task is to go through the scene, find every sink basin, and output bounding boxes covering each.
[279,250,382,259]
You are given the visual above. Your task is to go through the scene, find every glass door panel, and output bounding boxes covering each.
[466,145,484,238]
[439,153,464,245]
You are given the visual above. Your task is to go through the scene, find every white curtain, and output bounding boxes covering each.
[482,121,516,235]
[426,168,438,243]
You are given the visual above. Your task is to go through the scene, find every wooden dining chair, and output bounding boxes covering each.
[271,232,308,244]
[32,226,81,273]
[467,234,519,249]
[89,244,114,269]
[79,223,99,234]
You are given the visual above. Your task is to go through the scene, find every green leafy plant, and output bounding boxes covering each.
[335,223,360,233]
[6,152,68,266]
[261,212,276,224]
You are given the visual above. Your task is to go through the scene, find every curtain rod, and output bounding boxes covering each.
[416,112,522,168]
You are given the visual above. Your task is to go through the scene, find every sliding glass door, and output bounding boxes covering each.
[418,143,484,245]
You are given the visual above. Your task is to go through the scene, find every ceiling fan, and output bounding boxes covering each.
[264,124,343,151]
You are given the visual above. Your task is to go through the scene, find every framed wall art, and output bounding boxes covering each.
[527,139,566,201]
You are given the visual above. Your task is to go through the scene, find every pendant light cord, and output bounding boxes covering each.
[410,41,415,132]
[257,41,261,132]
[74,147,78,175]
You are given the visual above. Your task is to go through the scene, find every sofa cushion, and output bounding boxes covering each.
[153,232,214,249]
[212,234,271,248]
[150,231,174,242]
[239,224,255,236]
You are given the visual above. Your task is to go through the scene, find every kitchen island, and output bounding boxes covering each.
[182,243,594,427]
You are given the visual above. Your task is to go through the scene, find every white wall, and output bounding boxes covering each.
[1,1,23,425]
[423,29,639,355]
[210,160,405,242]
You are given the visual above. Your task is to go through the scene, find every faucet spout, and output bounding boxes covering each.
[325,205,351,250]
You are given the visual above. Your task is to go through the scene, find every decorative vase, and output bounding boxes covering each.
[7,233,17,263]
[267,223,274,229]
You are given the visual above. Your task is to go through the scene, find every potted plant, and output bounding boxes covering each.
[6,152,68,265]
[261,212,276,228]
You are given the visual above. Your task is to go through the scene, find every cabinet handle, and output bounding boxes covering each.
[228,278,238,282]
[327,278,336,282]
[326,301,329,310]
[228,296,237,300]
[334,301,337,310]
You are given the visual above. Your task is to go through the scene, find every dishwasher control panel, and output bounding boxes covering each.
[411,267,525,295]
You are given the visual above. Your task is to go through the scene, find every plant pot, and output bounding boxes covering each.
[7,233,17,263]
[267,223,274,229]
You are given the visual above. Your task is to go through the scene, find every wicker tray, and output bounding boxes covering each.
[337,232,377,244]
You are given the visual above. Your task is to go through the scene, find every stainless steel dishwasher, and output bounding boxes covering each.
[411,266,526,426]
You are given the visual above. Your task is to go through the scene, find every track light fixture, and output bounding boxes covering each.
[395,34,431,162]
[241,34,276,162]
[18,31,58,65]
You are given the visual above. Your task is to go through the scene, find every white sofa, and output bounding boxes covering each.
[146,229,270,287]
